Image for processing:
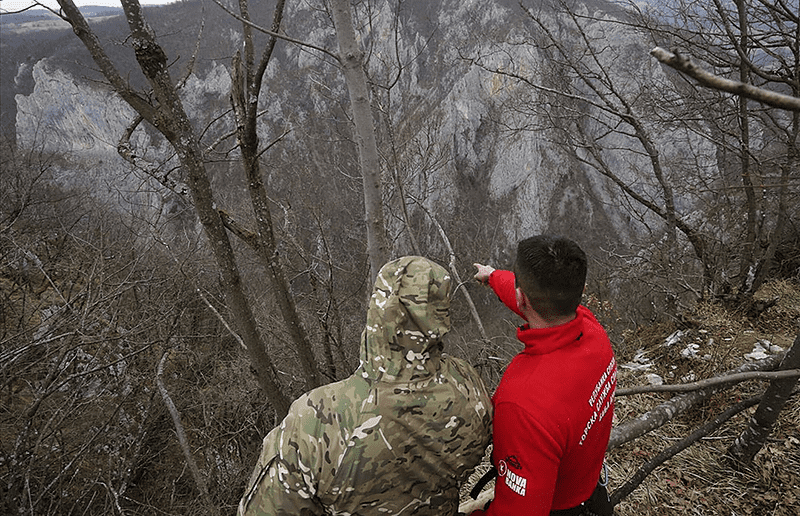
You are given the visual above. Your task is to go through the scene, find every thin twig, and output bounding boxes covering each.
[420,205,489,342]
[157,350,218,515]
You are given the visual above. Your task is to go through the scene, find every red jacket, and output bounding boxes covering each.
[472,270,616,516]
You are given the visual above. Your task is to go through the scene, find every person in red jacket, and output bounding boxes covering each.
[470,235,616,516]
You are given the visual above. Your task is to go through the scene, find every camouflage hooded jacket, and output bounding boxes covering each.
[238,256,492,516]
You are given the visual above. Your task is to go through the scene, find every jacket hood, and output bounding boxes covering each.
[358,256,452,382]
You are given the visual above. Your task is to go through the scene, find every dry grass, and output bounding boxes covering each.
[463,278,800,515]
[610,278,800,516]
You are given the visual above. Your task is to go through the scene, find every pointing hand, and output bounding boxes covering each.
[473,263,495,285]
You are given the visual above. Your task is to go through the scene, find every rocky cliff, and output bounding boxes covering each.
[6,0,714,283]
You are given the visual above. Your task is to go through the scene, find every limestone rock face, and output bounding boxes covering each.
[16,60,136,157]
[9,0,711,258]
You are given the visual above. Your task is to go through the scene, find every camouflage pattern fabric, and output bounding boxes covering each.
[239,256,492,516]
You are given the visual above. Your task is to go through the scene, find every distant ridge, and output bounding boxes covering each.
[0,6,123,25]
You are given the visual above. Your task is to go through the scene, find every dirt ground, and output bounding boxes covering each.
[463,278,800,515]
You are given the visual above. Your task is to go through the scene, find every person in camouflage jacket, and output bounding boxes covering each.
[238,256,493,516]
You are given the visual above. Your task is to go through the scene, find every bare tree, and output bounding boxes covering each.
[52,0,305,417]
[649,47,800,112]
[468,0,798,315]
[228,0,321,389]
[469,0,717,310]
[1,164,196,514]
[630,0,800,304]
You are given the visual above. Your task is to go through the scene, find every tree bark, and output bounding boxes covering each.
[726,332,800,468]
[330,0,390,282]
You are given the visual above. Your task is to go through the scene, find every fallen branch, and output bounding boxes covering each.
[650,47,800,112]
[616,369,800,396]
[610,393,763,505]
[608,353,784,450]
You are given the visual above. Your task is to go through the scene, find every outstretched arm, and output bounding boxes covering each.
[475,266,525,321]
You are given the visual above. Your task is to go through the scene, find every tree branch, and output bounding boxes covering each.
[421,205,489,343]
[650,47,800,111]
[56,0,158,124]
[157,350,218,515]
[210,0,339,63]
[608,353,785,450]
[616,369,800,396]
[117,114,187,196]
[217,209,260,251]
[610,393,763,506]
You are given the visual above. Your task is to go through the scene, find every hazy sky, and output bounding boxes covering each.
[1,0,175,13]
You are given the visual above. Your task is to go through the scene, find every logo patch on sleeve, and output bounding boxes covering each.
[498,456,527,497]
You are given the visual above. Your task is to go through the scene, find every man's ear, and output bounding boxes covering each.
[516,287,528,309]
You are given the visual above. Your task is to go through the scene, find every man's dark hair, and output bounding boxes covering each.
[513,235,587,319]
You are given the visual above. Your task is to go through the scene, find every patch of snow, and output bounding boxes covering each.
[744,339,782,361]
[645,373,663,386]
[662,330,685,347]
[621,348,653,371]
[681,343,700,359]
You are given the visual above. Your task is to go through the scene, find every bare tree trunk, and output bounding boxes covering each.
[231,0,321,390]
[726,332,800,468]
[731,0,759,297]
[749,110,799,294]
[330,0,390,281]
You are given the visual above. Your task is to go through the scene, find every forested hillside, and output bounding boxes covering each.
[1,0,798,514]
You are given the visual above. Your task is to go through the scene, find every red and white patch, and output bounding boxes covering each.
[498,460,508,477]
[497,456,527,497]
